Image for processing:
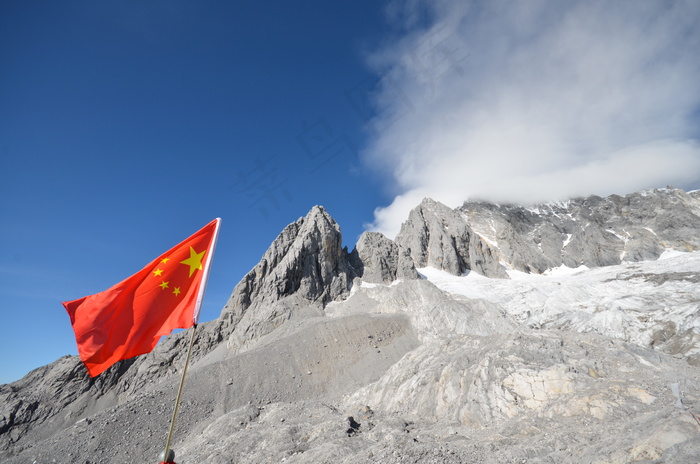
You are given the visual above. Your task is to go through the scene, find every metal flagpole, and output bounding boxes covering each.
[161,323,198,463]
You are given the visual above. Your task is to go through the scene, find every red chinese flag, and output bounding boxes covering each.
[63,218,220,377]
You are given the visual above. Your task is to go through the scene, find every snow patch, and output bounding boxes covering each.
[658,248,687,260]
[359,280,403,288]
[543,264,590,276]
[417,252,700,347]
[563,234,573,247]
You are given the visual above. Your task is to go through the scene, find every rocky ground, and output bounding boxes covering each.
[1,188,699,463]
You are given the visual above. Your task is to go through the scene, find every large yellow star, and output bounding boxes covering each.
[180,246,206,277]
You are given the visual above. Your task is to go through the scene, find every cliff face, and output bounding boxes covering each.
[395,198,508,278]
[390,188,700,277]
[460,188,700,273]
[2,188,699,464]
[219,205,355,352]
[349,231,419,284]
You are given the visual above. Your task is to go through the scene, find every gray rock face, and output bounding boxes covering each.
[223,205,351,312]
[349,231,419,284]
[461,187,700,274]
[220,206,355,352]
[395,198,508,278]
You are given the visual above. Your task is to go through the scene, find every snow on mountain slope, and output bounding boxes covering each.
[418,250,700,364]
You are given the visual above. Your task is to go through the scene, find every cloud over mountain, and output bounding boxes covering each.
[364,0,700,237]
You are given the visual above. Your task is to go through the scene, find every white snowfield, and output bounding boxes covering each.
[418,250,700,356]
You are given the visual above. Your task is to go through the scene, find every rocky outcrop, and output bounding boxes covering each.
[220,206,356,352]
[349,231,419,284]
[346,330,671,426]
[395,198,508,278]
[390,188,700,276]
[462,187,700,274]
[223,206,352,312]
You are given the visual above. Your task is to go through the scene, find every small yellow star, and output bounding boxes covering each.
[159,281,169,289]
[173,287,181,296]
[180,246,206,277]
[161,257,170,264]
[153,268,163,277]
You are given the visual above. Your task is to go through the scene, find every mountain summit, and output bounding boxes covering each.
[2,188,699,463]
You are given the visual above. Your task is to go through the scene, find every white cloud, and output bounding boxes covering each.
[364,0,700,238]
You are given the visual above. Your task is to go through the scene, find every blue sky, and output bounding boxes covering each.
[0,1,391,383]
[2,0,699,384]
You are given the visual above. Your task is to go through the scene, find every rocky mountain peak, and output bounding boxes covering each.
[219,205,355,352]
[395,198,508,278]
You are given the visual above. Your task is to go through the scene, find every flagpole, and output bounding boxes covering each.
[160,218,221,463]
[161,323,198,463]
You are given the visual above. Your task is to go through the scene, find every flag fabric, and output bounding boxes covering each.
[63,218,221,377]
